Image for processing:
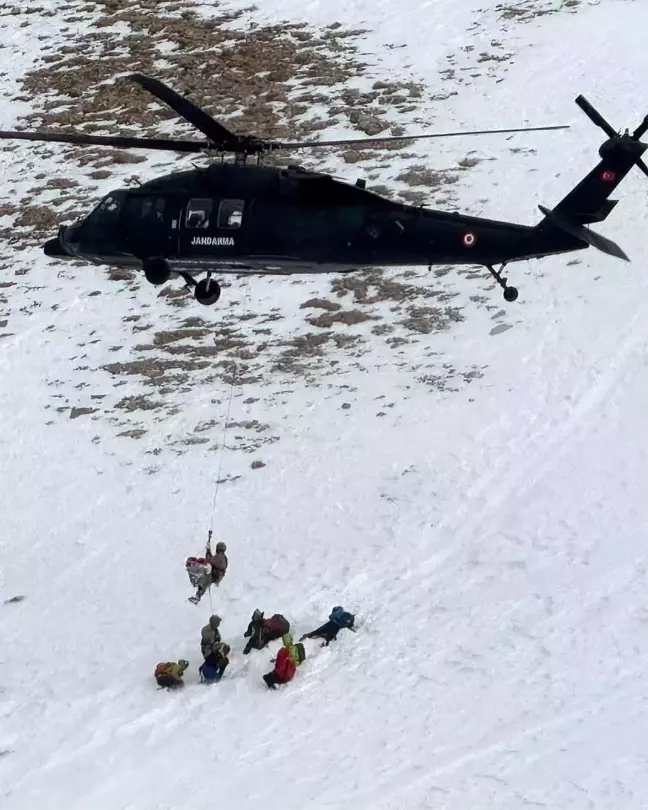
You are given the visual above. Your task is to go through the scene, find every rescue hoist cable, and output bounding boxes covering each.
[206,528,214,613]
[205,277,252,612]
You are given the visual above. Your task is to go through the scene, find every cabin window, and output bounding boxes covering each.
[185,198,212,229]
[218,199,244,229]
[141,197,165,222]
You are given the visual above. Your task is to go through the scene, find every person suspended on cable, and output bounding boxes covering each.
[186,557,212,604]
[207,539,228,586]
[187,531,228,604]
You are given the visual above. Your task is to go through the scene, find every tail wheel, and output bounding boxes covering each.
[143,257,171,286]
[195,277,221,305]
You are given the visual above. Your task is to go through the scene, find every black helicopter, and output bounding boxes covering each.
[1,74,646,305]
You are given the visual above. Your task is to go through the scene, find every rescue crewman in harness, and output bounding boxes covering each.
[186,531,228,604]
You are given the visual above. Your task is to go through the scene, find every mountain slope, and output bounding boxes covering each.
[3,1,648,808]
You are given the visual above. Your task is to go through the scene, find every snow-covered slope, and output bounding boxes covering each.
[3,1,648,808]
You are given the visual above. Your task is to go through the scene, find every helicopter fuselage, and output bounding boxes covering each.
[46,162,581,293]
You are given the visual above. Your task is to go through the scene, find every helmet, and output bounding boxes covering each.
[252,609,263,621]
[178,659,189,670]
[209,615,221,629]
[216,541,227,553]
[221,644,231,656]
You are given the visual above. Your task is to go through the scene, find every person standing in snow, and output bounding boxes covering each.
[201,615,222,658]
[263,634,298,690]
[299,606,356,646]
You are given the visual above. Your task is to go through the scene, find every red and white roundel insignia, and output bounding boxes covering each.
[602,169,616,183]
[462,232,476,247]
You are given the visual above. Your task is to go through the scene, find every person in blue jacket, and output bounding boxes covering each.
[199,642,230,683]
[299,606,356,646]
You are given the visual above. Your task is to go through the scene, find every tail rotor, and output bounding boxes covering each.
[537,94,648,263]
[575,94,648,178]
[632,114,648,178]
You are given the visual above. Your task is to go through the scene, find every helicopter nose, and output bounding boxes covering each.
[43,211,132,263]
[43,236,67,257]
[43,224,76,258]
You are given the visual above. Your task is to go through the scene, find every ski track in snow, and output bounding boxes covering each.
[3,1,648,808]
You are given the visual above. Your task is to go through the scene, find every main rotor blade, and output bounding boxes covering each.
[0,129,208,153]
[636,157,648,179]
[634,115,648,141]
[574,95,617,139]
[269,124,570,151]
[130,74,239,146]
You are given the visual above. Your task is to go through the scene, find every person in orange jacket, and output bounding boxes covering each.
[262,634,297,690]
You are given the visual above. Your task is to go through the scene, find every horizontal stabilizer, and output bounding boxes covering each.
[538,205,629,262]
[577,199,618,224]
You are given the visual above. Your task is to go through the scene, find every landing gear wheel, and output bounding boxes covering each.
[195,277,221,305]
[485,263,518,303]
[143,257,171,286]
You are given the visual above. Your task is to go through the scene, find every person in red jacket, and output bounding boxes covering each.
[262,634,297,690]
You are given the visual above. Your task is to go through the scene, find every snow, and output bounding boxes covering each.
[3,0,648,808]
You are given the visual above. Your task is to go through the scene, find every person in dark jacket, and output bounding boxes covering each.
[243,610,290,654]
[299,606,356,646]
[243,609,265,643]
[199,642,230,683]
[262,635,297,690]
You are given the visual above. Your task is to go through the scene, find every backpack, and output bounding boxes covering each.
[155,662,171,678]
[329,607,355,629]
[294,642,306,665]
[155,663,183,688]
[265,614,290,635]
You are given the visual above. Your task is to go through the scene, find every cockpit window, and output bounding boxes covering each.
[102,196,121,213]
[86,193,123,223]
[185,198,212,229]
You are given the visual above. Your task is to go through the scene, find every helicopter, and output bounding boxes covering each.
[1,74,646,306]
